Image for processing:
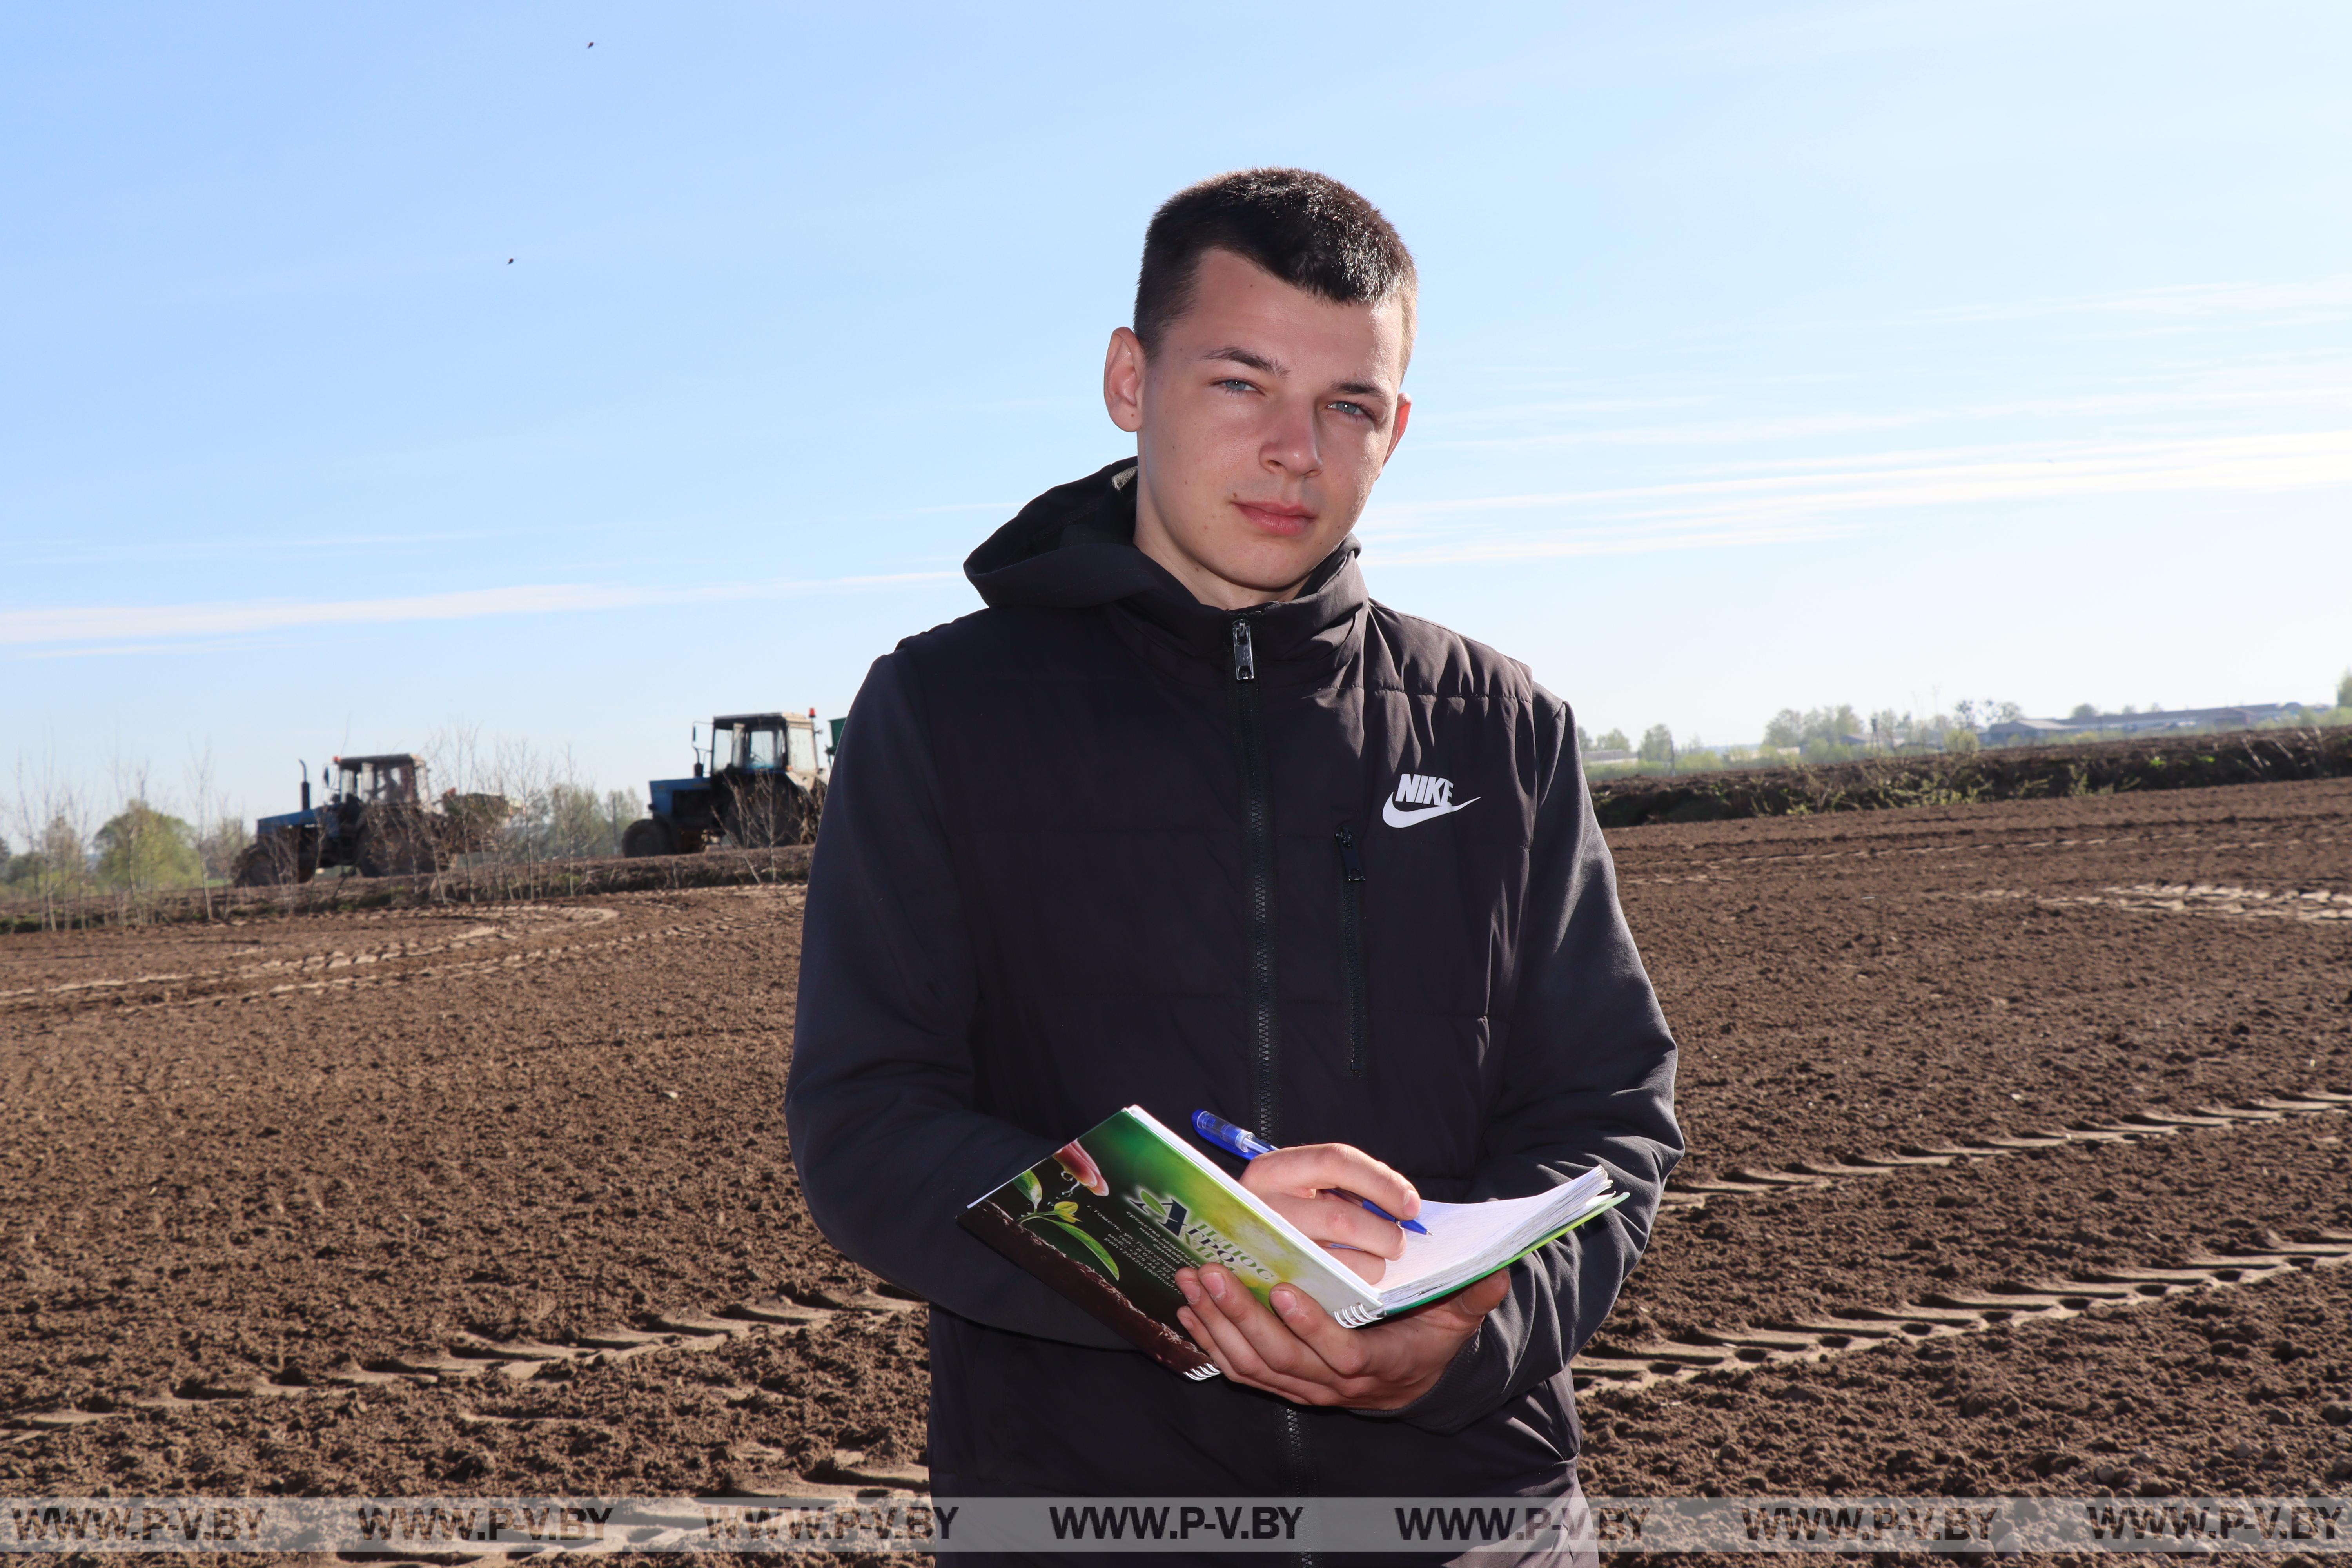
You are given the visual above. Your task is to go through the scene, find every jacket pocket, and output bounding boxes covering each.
[1334,824,1368,1079]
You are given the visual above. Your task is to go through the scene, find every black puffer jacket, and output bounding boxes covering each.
[785,458,1682,1502]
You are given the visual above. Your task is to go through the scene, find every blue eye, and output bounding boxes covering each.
[1330,401,1371,420]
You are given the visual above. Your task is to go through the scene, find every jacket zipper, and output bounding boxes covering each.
[1229,617,1314,1519]
[1230,617,1279,1136]
[1334,826,1368,1080]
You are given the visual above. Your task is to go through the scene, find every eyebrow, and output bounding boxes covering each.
[1201,345,1285,376]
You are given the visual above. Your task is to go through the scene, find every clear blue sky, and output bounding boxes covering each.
[5,2,2348,822]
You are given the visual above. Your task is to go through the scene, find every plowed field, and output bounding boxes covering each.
[5,780,2349,1551]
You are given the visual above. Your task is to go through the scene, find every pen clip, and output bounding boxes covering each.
[1191,1109,1274,1160]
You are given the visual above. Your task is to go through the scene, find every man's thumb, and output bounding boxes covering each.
[1453,1269,1512,1318]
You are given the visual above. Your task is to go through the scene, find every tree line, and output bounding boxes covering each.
[1576,669,2352,775]
[1,784,649,904]
[3,727,653,923]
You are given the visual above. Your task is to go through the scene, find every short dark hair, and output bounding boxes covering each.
[1133,169,1417,356]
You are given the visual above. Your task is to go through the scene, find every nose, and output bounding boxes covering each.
[1259,392,1321,479]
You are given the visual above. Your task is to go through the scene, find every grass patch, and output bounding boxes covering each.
[1588,726,2352,829]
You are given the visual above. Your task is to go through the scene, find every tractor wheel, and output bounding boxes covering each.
[720,782,784,847]
[723,777,817,848]
[236,829,320,885]
[233,831,297,887]
[621,817,676,858]
[358,824,437,878]
[799,777,826,844]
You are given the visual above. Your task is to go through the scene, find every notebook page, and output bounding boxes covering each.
[1369,1169,1615,1301]
[1370,1190,1579,1298]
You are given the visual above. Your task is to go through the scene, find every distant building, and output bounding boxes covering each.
[1980,718,2072,744]
[1583,749,1636,764]
[1983,703,2310,746]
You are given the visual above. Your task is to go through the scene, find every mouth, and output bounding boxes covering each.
[1233,499,1317,539]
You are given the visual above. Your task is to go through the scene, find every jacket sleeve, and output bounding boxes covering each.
[1372,690,1684,1433]
[783,650,1129,1350]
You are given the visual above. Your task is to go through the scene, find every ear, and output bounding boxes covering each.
[1380,393,1412,468]
[1103,327,1146,434]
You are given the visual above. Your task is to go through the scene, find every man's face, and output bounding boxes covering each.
[1104,248,1412,609]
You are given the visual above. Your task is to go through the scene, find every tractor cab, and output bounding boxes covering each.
[332,753,427,808]
[707,713,824,778]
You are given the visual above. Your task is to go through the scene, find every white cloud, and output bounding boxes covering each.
[18,529,492,568]
[1419,372,2352,453]
[1375,521,1860,566]
[11,427,2345,638]
[1367,428,2352,563]
[1902,277,2352,328]
[0,572,959,651]
[1427,409,1926,453]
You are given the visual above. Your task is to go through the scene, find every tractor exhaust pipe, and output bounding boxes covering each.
[301,773,312,813]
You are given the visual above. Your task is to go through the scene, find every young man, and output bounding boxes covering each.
[786,169,1681,1541]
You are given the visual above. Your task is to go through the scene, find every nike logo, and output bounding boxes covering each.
[1382,772,1479,828]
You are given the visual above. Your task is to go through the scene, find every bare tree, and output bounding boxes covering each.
[184,742,229,920]
[7,733,96,929]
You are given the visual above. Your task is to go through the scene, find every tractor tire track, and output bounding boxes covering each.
[1573,1233,2352,1395]
[1657,1089,2350,1214]
[0,897,786,1018]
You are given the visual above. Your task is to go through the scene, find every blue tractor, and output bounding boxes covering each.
[621,710,829,857]
[232,753,509,884]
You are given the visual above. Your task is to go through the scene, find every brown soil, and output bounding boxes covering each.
[2,887,895,1488]
[3,779,2349,1563]
[1586,1119,2352,1498]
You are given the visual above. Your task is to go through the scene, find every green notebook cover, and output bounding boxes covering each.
[958,1105,1619,1380]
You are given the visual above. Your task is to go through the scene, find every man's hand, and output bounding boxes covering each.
[1237,1142,1419,1283]
[1175,1139,1502,1408]
[1175,1263,1509,1409]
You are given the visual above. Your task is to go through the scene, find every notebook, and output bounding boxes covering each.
[960,1104,1623,1379]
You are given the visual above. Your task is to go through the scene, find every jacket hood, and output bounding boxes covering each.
[964,458,1367,682]
[965,458,1167,610]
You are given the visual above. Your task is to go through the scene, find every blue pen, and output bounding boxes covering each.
[1191,1110,1429,1235]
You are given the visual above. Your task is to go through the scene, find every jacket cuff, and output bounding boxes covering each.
[1348,1321,1492,1431]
